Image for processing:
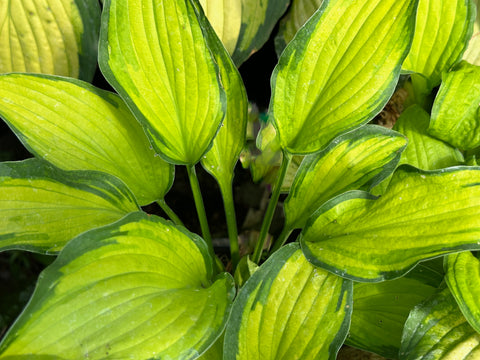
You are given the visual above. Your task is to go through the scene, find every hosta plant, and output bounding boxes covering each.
[0,0,480,359]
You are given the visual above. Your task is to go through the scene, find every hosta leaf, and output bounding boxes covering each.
[394,105,464,170]
[270,0,417,155]
[231,0,289,66]
[198,0,241,55]
[276,0,324,53]
[429,61,480,151]
[284,126,406,232]
[195,1,248,190]
[400,287,480,359]
[0,212,235,359]
[347,263,441,358]
[0,73,174,206]
[402,0,476,90]
[99,0,225,165]
[224,243,352,360]
[300,166,480,282]
[0,159,139,253]
[445,251,480,334]
[0,0,100,81]
[463,0,480,66]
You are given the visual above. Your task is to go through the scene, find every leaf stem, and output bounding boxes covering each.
[270,226,293,254]
[186,164,214,258]
[220,181,240,271]
[156,199,184,226]
[252,152,292,264]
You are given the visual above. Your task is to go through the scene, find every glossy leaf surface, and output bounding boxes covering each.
[429,61,480,150]
[284,126,406,232]
[402,0,475,90]
[394,105,464,170]
[196,2,248,190]
[0,159,138,253]
[0,0,100,81]
[400,287,480,359]
[0,73,174,205]
[224,243,352,360]
[445,251,480,334]
[301,166,480,282]
[347,263,441,358]
[271,0,417,154]
[0,212,235,359]
[99,0,225,165]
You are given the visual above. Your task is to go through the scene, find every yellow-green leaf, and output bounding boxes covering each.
[0,159,139,253]
[402,0,476,90]
[99,0,225,165]
[271,0,418,155]
[224,243,352,360]
[0,0,100,81]
[0,73,174,205]
[300,166,480,282]
[0,212,235,359]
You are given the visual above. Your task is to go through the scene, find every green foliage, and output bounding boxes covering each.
[0,0,479,359]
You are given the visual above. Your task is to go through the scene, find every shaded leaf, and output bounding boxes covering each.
[0,73,174,205]
[0,0,100,81]
[271,0,417,154]
[445,251,480,334]
[0,159,139,253]
[284,125,406,232]
[394,105,464,169]
[99,0,225,165]
[0,212,235,359]
[402,0,476,90]
[400,287,480,359]
[300,166,480,282]
[224,243,352,360]
[429,61,480,150]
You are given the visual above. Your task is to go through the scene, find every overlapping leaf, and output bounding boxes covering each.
[0,0,100,81]
[402,0,476,90]
[0,159,139,253]
[347,263,442,358]
[463,0,480,66]
[99,0,225,165]
[194,1,248,190]
[0,73,174,205]
[271,0,417,154]
[394,105,464,169]
[300,166,480,282]
[429,61,480,150]
[284,126,406,232]
[224,243,352,360]
[445,251,480,334]
[0,212,235,359]
[400,287,480,359]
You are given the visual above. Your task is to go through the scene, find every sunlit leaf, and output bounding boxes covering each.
[224,243,352,360]
[402,0,476,90]
[99,0,225,165]
[463,0,480,66]
[0,0,100,81]
[445,251,480,334]
[400,287,480,359]
[300,166,480,282]
[199,0,241,54]
[394,105,464,169]
[195,1,248,190]
[0,159,139,253]
[0,212,235,359]
[271,0,417,155]
[284,126,406,232]
[429,61,480,151]
[347,263,441,358]
[0,73,174,206]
